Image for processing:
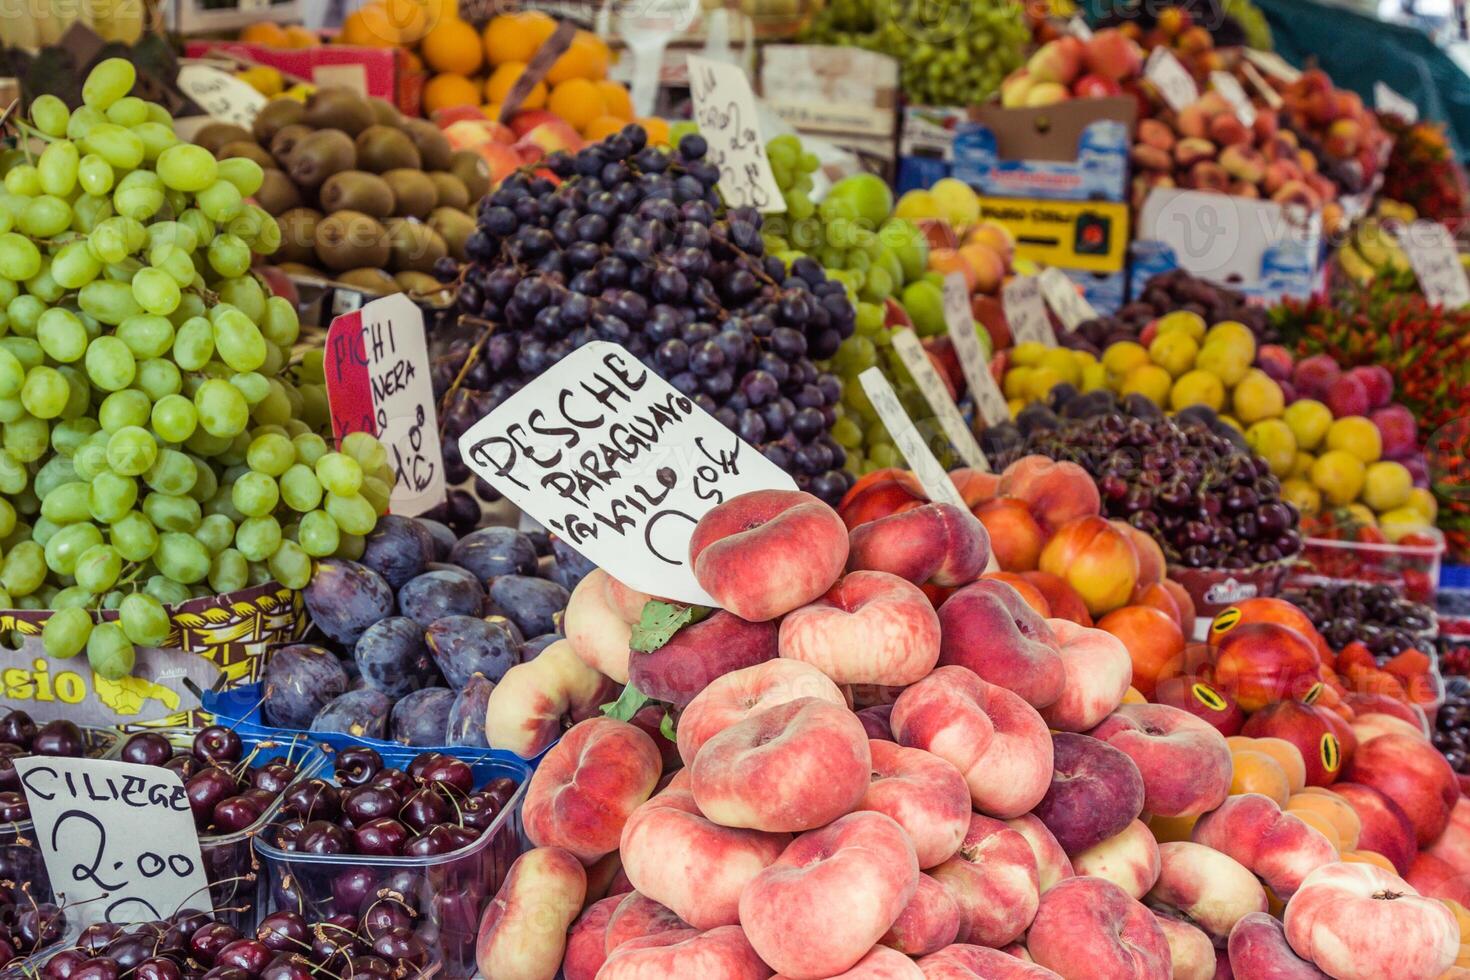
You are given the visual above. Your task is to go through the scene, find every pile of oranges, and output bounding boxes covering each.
[238,21,323,47]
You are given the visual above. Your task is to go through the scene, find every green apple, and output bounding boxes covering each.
[819,173,893,229]
[901,280,945,337]
[881,218,929,284]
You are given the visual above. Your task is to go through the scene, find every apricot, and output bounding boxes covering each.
[1229,750,1292,807]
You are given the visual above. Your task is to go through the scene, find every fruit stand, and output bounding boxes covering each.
[1,0,1470,976]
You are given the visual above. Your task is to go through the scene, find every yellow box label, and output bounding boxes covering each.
[978,197,1129,274]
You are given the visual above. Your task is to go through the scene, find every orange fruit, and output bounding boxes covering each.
[282,25,321,47]
[637,116,670,146]
[581,114,627,140]
[422,73,481,114]
[1286,791,1361,850]
[596,80,633,121]
[545,31,610,85]
[1228,749,1291,806]
[547,78,606,132]
[481,103,505,121]
[240,22,289,46]
[380,0,443,44]
[339,3,400,46]
[484,62,546,110]
[482,11,556,66]
[421,17,482,76]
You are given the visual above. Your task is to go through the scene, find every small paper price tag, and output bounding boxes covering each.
[1002,275,1056,347]
[1374,81,1418,123]
[858,368,968,509]
[1209,71,1256,128]
[1242,48,1301,83]
[891,330,989,472]
[324,294,446,516]
[687,55,785,212]
[176,64,266,128]
[1399,220,1470,308]
[1145,48,1199,112]
[1038,267,1098,331]
[459,342,797,606]
[941,279,1008,433]
[1067,15,1092,39]
[1240,61,1282,110]
[15,757,209,927]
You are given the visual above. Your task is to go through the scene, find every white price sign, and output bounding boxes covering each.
[1209,71,1256,128]
[1002,275,1056,347]
[459,342,796,606]
[1038,267,1098,331]
[942,275,1008,433]
[177,64,266,128]
[858,368,967,509]
[15,757,209,927]
[1067,15,1092,38]
[324,294,446,516]
[1240,62,1282,110]
[1399,220,1470,308]
[687,55,785,212]
[1374,82,1418,123]
[1243,48,1301,83]
[1145,48,1199,112]
[891,330,989,472]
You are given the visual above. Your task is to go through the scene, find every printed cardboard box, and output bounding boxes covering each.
[184,40,424,116]
[953,97,1135,203]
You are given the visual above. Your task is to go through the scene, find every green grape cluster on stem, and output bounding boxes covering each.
[0,58,393,681]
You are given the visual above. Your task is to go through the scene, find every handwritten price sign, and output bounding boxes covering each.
[687,55,785,212]
[324,293,446,516]
[459,341,796,606]
[176,65,266,128]
[16,757,208,928]
[891,330,988,471]
[858,368,968,510]
[1002,275,1056,347]
[1399,220,1470,308]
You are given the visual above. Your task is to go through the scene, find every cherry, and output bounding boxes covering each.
[353,817,409,856]
[250,762,297,796]
[273,817,306,851]
[297,820,348,855]
[211,795,264,834]
[282,779,340,822]
[371,927,428,967]
[104,937,149,972]
[485,776,517,808]
[349,955,396,978]
[134,959,183,980]
[360,904,413,941]
[70,959,120,980]
[189,922,241,965]
[460,793,502,831]
[162,754,200,782]
[214,939,272,974]
[171,910,213,940]
[404,825,458,857]
[256,911,309,954]
[330,867,379,912]
[191,726,242,765]
[0,744,27,791]
[442,824,480,850]
[185,768,238,826]
[0,791,30,822]
[406,752,446,782]
[120,732,174,767]
[399,788,449,833]
[76,923,123,955]
[417,756,473,796]
[260,956,312,980]
[17,903,64,948]
[333,747,383,787]
[31,720,84,757]
[342,786,399,825]
[368,768,413,798]
[42,949,87,980]
[0,710,36,748]
[199,966,250,980]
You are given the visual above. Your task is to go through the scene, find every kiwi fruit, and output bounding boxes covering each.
[354,125,421,174]
[302,87,375,137]
[276,208,323,265]
[401,118,452,171]
[394,270,452,304]
[337,268,401,294]
[257,170,303,216]
[195,123,254,155]
[319,171,396,219]
[448,150,491,203]
[367,98,404,128]
[252,99,306,145]
[289,130,357,189]
[428,172,470,211]
[384,218,448,274]
[315,210,390,272]
[382,169,437,219]
[219,141,277,170]
[427,206,475,262]
[270,124,314,164]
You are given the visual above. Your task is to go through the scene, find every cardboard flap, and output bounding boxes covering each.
[966,96,1136,162]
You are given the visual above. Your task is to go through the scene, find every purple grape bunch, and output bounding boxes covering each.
[433,127,858,505]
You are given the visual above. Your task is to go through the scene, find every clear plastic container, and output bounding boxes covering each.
[1293,532,1445,604]
[253,745,530,978]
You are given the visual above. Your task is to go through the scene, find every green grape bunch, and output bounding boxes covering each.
[0,59,395,681]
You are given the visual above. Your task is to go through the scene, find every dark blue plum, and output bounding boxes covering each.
[485,575,570,638]
[521,634,561,660]
[424,563,483,588]
[424,616,520,687]
[447,527,537,583]
[445,675,494,747]
[415,519,457,561]
[262,645,350,729]
[311,689,392,739]
[358,516,434,589]
[389,688,456,746]
[397,570,485,626]
[354,617,440,697]
[548,538,596,591]
[303,559,395,644]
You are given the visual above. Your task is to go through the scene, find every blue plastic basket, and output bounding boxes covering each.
[202,683,554,768]
[253,744,531,979]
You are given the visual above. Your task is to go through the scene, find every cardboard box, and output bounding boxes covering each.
[166,0,304,36]
[758,45,899,178]
[978,195,1130,314]
[952,97,1135,203]
[1130,187,1324,303]
[896,105,966,194]
[184,39,425,116]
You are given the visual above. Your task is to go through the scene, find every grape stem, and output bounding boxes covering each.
[436,321,494,440]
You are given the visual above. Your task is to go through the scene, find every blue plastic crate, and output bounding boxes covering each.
[203,683,553,768]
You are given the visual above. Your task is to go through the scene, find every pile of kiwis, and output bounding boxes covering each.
[193,87,485,300]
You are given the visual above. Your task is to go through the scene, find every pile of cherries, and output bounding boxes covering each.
[36,901,433,980]
[0,886,65,969]
[269,748,516,859]
[0,711,95,824]
[117,726,303,836]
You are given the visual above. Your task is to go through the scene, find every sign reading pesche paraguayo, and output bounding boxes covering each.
[458,341,796,605]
